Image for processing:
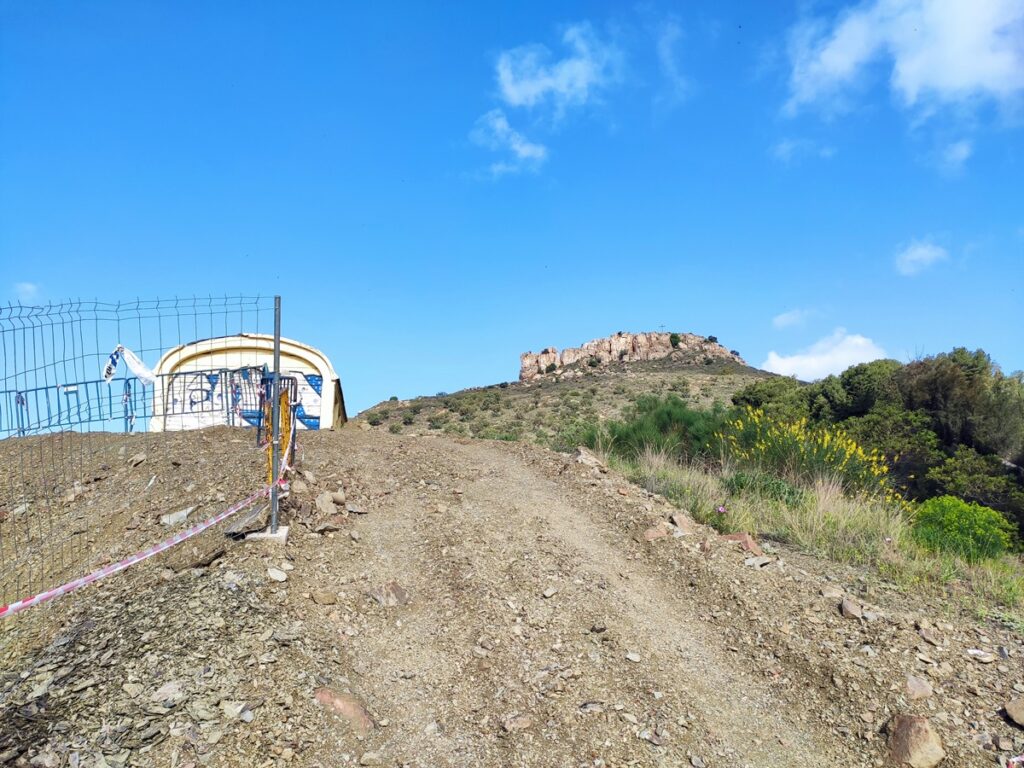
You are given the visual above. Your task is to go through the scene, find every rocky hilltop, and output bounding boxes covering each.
[519,331,744,381]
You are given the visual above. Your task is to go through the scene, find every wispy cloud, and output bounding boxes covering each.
[895,239,949,276]
[471,109,548,177]
[772,308,812,329]
[473,21,621,177]
[771,138,836,163]
[496,22,622,117]
[762,328,886,380]
[785,0,1024,115]
[655,19,688,104]
[13,282,39,302]
[940,138,973,171]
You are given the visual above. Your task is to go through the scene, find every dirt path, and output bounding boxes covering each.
[289,431,857,767]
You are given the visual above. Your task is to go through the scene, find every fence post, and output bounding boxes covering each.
[270,296,282,533]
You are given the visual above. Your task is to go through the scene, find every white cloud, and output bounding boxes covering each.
[762,328,887,380]
[496,22,621,116]
[474,21,620,178]
[786,0,1024,114]
[14,282,39,302]
[941,138,973,169]
[771,138,837,163]
[895,239,949,275]
[656,20,688,103]
[772,308,812,329]
[470,109,548,177]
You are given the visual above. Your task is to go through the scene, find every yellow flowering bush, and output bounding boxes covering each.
[716,406,898,500]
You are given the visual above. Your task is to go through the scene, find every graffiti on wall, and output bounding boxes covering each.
[158,366,324,431]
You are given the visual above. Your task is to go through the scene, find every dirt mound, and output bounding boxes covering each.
[2,428,1021,766]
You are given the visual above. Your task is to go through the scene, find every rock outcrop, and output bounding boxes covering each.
[519,332,744,381]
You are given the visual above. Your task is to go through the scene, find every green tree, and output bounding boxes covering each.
[926,446,1024,528]
[843,405,944,499]
[731,376,808,422]
[898,348,993,446]
[838,359,902,418]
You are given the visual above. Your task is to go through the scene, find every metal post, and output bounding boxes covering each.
[270,296,282,533]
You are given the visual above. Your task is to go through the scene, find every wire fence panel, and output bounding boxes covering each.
[0,296,276,620]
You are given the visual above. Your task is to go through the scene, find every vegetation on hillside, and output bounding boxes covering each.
[730,349,1024,532]
[358,355,765,448]
[580,347,1024,613]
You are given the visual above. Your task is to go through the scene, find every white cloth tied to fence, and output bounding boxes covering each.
[103,345,157,387]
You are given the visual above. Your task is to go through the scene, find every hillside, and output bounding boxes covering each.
[359,334,767,448]
[2,428,1021,767]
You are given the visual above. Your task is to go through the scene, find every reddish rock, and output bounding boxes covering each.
[887,715,945,768]
[519,332,744,380]
[905,675,933,701]
[670,513,695,534]
[720,532,763,557]
[314,688,374,736]
[840,597,863,619]
[368,580,411,607]
[643,523,670,541]
[501,714,533,732]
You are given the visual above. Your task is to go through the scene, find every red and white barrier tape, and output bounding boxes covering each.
[0,485,275,619]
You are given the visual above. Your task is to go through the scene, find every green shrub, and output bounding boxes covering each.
[388,423,402,434]
[706,335,718,344]
[402,413,415,425]
[589,357,601,367]
[723,470,807,509]
[545,363,557,374]
[549,419,600,454]
[670,333,681,348]
[367,413,385,426]
[389,395,398,401]
[718,407,896,500]
[913,495,1016,563]
[589,395,728,461]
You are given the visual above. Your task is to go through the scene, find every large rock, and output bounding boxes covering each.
[520,347,561,379]
[1007,697,1024,727]
[840,597,863,619]
[160,506,195,526]
[906,675,933,701]
[720,531,763,556]
[887,715,945,768]
[315,492,337,516]
[573,446,605,470]
[519,331,743,380]
[314,688,374,736]
[560,347,587,367]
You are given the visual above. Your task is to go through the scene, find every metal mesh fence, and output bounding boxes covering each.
[0,296,277,618]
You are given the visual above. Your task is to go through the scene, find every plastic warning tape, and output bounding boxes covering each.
[0,485,273,619]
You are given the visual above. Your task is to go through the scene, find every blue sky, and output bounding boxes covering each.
[2,1,1022,413]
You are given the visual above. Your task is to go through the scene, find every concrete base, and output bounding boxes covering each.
[245,525,289,545]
